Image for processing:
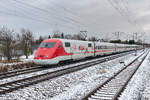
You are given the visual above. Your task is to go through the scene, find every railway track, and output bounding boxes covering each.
[0,50,139,95]
[82,50,149,100]
[0,66,47,80]
[0,51,134,80]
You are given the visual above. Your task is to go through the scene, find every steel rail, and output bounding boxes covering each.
[82,50,148,100]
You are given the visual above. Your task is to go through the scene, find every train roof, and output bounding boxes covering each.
[43,38,139,47]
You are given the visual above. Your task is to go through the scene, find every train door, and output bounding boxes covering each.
[87,42,92,57]
[64,42,72,59]
[72,43,77,59]
[93,42,96,56]
[114,43,117,52]
[70,43,73,59]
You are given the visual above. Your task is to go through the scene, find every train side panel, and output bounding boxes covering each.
[94,42,116,56]
[61,39,94,60]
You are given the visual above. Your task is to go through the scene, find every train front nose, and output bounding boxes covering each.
[34,48,56,59]
[33,48,58,65]
[33,41,59,65]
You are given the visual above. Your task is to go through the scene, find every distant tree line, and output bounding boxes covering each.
[109,39,144,45]
[46,30,99,42]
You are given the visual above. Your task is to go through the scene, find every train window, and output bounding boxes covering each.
[88,43,92,47]
[101,46,105,49]
[96,46,98,49]
[100,46,101,49]
[65,42,70,47]
[40,42,56,48]
[102,46,106,49]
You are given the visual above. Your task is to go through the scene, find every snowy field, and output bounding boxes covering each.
[20,55,34,62]
[142,79,150,100]
[0,55,34,73]
[0,50,149,100]
[0,55,34,66]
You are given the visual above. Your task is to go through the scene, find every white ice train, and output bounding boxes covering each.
[34,39,140,65]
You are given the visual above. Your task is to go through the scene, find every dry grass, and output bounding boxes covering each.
[0,59,22,63]
[0,62,35,73]
[0,66,8,73]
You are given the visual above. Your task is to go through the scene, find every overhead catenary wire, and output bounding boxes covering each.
[11,0,87,28]
[0,0,108,35]
[120,0,143,31]
[0,8,78,31]
[107,0,143,32]
[21,0,96,30]
[35,0,83,22]
[0,0,83,28]
[0,0,82,31]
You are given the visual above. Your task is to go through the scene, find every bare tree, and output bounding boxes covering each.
[52,30,61,38]
[48,35,51,39]
[13,33,24,60]
[61,33,64,39]
[0,26,15,60]
[21,28,34,59]
[88,36,97,41]
[52,33,61,38]
[72,33,85,40]
[64,34,72,39]
[0,43,2,60]
[36,36,44,44]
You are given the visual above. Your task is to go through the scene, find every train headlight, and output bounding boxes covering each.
[44,55,49,58]
[34,55,38,57]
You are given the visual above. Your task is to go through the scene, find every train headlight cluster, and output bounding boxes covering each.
[44,55,49,58]
[34,55,38,57]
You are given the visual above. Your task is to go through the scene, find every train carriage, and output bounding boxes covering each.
[34,38,139,65]
[94,42,116,56]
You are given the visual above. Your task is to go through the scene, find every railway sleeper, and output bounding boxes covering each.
[103,84,123,87]
[101,87,119,90]
[98,89,118,93]
[94,93,115,97]
[96,91,116,95]
[90,95,113,100]
[0,87,10,90]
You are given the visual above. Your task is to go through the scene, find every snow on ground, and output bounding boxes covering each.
[119,50,150,100]
[141,56,150,100]
[0,55,34,67]
[0,55,34,73]
[0,50,145,100]
[20,55,34,62]
[19,50,36,62]
[142,80,150,100]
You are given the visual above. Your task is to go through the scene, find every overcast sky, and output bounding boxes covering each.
[0,0,150,42]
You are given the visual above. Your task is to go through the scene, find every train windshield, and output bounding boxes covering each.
[39,42,56,48]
